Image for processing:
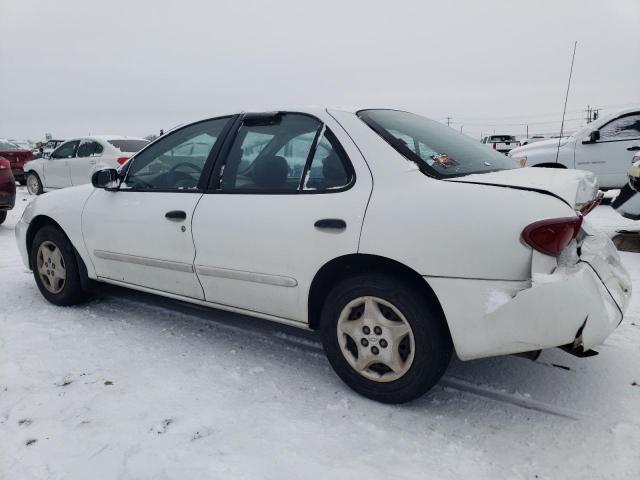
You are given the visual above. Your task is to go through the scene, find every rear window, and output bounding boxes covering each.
[489,135,517,142]
[358,110,518,178]
[108,139,150,153]
[0,141,19,150]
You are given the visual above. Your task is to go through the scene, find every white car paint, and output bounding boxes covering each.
[23,135,148,193]
[509,107,640,189]
[15,107,631,365]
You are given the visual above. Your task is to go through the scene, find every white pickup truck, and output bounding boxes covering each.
[481,135,521,154]
[509,107,640,189]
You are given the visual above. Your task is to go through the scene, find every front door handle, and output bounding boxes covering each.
[165,210,187,221]
[314,218,346,230]
[627,145,640,152]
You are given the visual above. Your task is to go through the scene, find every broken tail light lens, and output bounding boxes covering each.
[116,157,129,165]
[579,192,604,216]
[521,215,583,257]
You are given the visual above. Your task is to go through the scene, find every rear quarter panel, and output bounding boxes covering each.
[359,172,575,281]
[329,109,576,281]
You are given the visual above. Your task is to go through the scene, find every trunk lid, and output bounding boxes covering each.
[0,149,33,166]
[447,167,598,210]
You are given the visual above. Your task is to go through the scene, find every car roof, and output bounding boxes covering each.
[60,135,148,143]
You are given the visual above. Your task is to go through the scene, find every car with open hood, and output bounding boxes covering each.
[15,107,631,403]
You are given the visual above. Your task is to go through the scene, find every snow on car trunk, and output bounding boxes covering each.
[448,167,599,210]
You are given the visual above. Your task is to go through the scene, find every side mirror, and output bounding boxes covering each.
[91,168,120,190]
[583,130,600,144]
[628,159,640,193]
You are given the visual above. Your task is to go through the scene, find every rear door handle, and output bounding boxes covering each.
[165,210,187,221]
[627,145,640,152]
[314,218,346,230]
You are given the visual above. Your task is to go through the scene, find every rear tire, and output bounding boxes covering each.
[26,172,43,195]
[320,273,452,404]
[0,211,6,225]
[30,225,89,306]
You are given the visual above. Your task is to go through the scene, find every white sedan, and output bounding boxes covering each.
[15,108,631,403]
[24,135,149,195]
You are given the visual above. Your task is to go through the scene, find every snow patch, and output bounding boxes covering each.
[485,289,513,314]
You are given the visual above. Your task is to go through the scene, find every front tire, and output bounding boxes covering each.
[30,225,89,306]
[26,172,43,195]
[320,274,452,404]
[0,211,6,225]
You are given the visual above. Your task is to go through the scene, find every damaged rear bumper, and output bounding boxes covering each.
[427,221,631,361]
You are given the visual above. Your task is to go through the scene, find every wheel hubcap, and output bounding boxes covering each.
[336,296,415,382]
[36,241,66,294]
[27,175,39,194]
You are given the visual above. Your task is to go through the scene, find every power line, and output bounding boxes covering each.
[450,101,639,122]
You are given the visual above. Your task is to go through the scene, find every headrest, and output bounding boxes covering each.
[252,155,289,188]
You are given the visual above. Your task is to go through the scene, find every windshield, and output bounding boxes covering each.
[358,110,518,178]
[108,139,150,153]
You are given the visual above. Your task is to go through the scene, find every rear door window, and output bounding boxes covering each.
[219,113,321,192]
[217,113,354,193]
[108,139,150,153]
[77,140,104,158]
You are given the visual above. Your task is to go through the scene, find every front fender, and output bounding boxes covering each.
[20,185,97,278]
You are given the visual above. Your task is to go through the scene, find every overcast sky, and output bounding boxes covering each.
[1,0,639,140]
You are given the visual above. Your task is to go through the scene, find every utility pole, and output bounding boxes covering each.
[526,125,529,138]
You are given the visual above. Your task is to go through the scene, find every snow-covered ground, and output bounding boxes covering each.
[1,186,639,479]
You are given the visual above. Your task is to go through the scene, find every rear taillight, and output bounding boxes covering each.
[116,157,129,165]
[521,215,583,257]
[579,192,604,216]
[492,143,497,149]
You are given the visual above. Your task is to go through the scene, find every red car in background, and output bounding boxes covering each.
[0,157,16,225]
[0,139,33,185]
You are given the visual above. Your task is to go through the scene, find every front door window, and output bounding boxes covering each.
[123,118,230,191]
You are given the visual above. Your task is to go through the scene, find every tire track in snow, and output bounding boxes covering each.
[439,377,584,420]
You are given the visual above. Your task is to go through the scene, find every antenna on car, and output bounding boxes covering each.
[556,41,578,164]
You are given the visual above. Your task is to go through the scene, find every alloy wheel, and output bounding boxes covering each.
[36,241,66,294]
[336,296,415,382]
[27,174,40,195]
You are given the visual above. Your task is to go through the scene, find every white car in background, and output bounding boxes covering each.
[24,135,149,195]
[15,107,630,404]
[480,135,520,154]
[509,107,640,189]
